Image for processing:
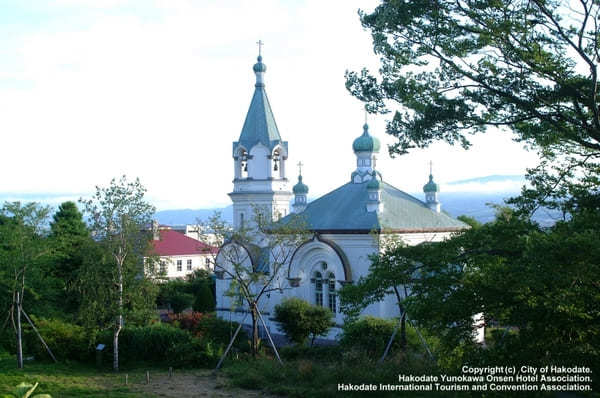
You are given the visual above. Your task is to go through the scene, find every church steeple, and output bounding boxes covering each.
[234,46,286,158]
[230,45,292,230]
[351,120,380,184]
[423,162,441,213]
[292,162,309,213]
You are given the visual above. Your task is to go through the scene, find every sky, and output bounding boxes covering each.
[0,0,540,210]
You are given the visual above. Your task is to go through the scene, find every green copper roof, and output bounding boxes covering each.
[235,57,283,152]
[353,123,381,153]
[293,175,309,194]
[367,177,382,190]
[423,175,440,193]
[253,55,267,73]
[280,181,467,233]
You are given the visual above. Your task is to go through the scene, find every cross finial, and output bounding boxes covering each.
[297,161,303,176]
[257,40,264,56]
[429,160,433,175]
[364,109,368,125]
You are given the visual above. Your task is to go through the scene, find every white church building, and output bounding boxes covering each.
[215,53,470,340]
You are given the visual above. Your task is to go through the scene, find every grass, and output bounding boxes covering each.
[0,353,157,397]
[221,346,451,398]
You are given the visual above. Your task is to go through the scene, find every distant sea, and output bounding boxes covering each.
[155,191,561,227]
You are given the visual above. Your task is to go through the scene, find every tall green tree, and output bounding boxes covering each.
[79,176,158,371]
[346,0,600,213]
[49,201,90,316]
[341,209,600,373]
[0,202,51,368]
[187,269,216,313]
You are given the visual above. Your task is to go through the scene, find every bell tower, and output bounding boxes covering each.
[230,45,292,230]
[423,162,441,213]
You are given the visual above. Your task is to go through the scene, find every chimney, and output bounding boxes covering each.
[152,220,160,240]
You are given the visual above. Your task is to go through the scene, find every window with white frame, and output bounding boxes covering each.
[311,264,337,313]
[314,271,323,307]
[205,257,210,267]
[327,272,337,313]
[176,260,182,271]
[160,260,167,274]
[187,259,192,270]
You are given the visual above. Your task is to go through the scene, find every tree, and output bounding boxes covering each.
[203,209,309,357]
[0,202,51,368]
[339,241,414,352]
[274,298,333,346]
[346,0,600,213]
[456,215,482,229]
[342,209,600,374]
[157,279,194,314]
[80,176,158,371]
[49,201,90,316]
[187,269,216,313]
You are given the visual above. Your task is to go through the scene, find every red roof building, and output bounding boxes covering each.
[152,229,217,256]
[150,228,217,279]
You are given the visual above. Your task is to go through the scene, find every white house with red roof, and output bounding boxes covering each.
[151,226,217,279]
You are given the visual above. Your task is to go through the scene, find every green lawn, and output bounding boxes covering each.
[0,354,155,398]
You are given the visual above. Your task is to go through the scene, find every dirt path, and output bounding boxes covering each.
[131,369,277,398]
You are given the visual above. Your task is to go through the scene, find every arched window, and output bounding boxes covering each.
[314,271,323,307]
[272,149,280,172]
[240,213,245,228]
[327,272,337,313]
[238,149,249,178]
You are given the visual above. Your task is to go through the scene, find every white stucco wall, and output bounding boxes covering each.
[215,230,469,342]
[158,254,213,279]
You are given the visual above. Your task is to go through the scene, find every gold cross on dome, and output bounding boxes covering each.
[297,161,303,176]
[257,40,264,56]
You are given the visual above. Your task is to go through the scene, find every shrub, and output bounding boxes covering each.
[157,279,193,313]
[23,317,90,362]
[274,298,334,346]
[97,323,193,364]
[167,311,208,334]
[195,313,249,350]
[167,312,247,349]
[192,280,215,313]
[170,291,195,314]
[167,335,225,367]
[340,316,419,357]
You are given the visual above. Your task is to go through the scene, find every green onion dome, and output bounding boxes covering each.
[253,55,267,73]
[423,175,439,193]
[293,175,309,194]
[367,173,382,190]
[352,123,381,153]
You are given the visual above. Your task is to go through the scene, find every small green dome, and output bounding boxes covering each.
[353,123,381,153]
[253,56,267,73]
[367,177,382,190]
[423,175,439,193]
[293,175,309,194]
